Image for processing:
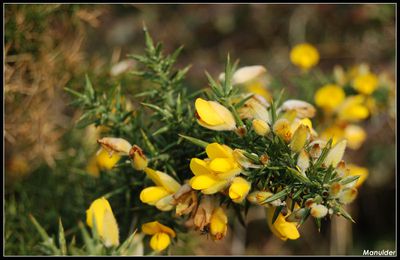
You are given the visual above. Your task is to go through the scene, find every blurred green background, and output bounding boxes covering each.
[4,4,396,255]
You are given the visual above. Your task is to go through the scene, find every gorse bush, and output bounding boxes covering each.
[32,27,380,255]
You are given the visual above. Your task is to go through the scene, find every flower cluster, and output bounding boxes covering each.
[76,33,370,254]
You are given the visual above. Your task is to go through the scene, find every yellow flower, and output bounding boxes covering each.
[352,72,378,95]
[314,84,345,112]
[142,221,176,252]
[273,118,292,142]
[266,208,300,241]
[337,95,369,122]
[140,167,181,211]
[210,207,228,240]
[195,98,236,131]
[189,143,241,194]
[297,149,310,174]
[346,164,368,188]
[344,125,366,150]
[86,197,120,247]
[324,139,347,167]
[129,145,148,171]
[252,119,270,136]
[228,177,251,203]
[290,43,320,71]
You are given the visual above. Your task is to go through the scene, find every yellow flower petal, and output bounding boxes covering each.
[195,98,225,125]
[190,174,219,190]
[337,95,369,122]
[96,148,121,170]
[209,158,234,173]
[347,164,368,188]
[190,158,211,176]
[344,125,366,150]
[266,208,300,241]
[102,209,120,247]
[150,233,171,252]
[142,221,176,237]
[201,180,229,194]
[290,124,309,153]
[324,139,347,167]
[206,142,233,159]
[144,168,181,193]
[140,186,170,205]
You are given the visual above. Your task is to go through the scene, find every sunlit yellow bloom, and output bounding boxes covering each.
[290,43,319,71]
[346,164,368,188]
[273,118,292,142]
[140,168,181,211]
[195,98,236,131]
[142,221,176,252]
[320,124,344,146]
[344,125,366,150]
[86,197,120,247]
[229,177,251,203]
[337,95,369,122]
[324,139,347,167]
[129,145,148,171]
[314,84,345,112]
[238,97,270,123]
[97,137,132,156]
[290,124,309,153]
[252,119,270,136]
[210,207,228,240]
[290,117,318,138]
[352,72,378,95]
[189,143,241,194]
[266,208,300,241]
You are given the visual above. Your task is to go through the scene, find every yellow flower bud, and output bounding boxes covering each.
[195,98,236,131]
[142,221,176,252]
[210,207,228,240]
[96,148,121,171]
[229,177,251,203]
[86,197,120,247]
[273,118,292,142]
[129,145,148,171]
[324,139,347,167]
[310,204,328,218]
[330,182,342,198]
[314,84,345,112]
[353,72,378,95]
[290,124,309,152]
[252,119,270,136]
[290,43,319,71]
[97,137,132,156]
